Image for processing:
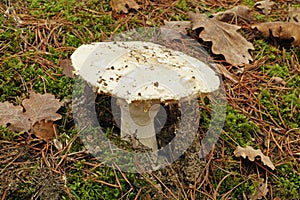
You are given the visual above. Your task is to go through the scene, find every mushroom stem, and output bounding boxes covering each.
[116,99,160,151]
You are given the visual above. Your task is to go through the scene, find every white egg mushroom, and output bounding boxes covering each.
[71,41,220,152]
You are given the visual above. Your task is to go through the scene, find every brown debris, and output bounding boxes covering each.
[188,11,254,65]
[252,22,300,47]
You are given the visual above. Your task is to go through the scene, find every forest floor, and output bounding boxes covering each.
[0,0,300,199]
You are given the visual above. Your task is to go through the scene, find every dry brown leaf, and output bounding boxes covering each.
[22,92,62,125]
[251,22,300,47]
[0,92,62,141]
[110,0,140,13]
[254,0,275,15]
[234,146,275,170]
[0,102,31,132]
[188,12,254,65]
[162,20,191,35]
[213,5,254,23]
[248,178,268,200]
[288,6,300,23]
[59,58,74,78]
[32,119,58,141]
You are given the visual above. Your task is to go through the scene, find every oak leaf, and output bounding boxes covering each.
[288,7,300,23]
[254,0,275,15]
[234,146,275,170]
[110,0,140,13]
[0,92,62,141]
[213,5,254,23]
[22,92,62,124]
[251,22,300,47]
[32,120,58,141]
[0,102,31,132]
[188,12,254,65]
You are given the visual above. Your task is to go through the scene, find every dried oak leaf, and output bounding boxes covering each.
[0,102,31,132]
[248,178,268,200]
[234,146,275,170]
[288,7,300,23]
[251,22,300,47]
[110,0,140,13]
[213,5,254,23]
[188,12,254,65]
[32,119,58,141]
[254,0,275,15]
[22,92,62,125]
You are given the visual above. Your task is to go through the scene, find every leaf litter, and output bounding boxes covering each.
[1,0,300,199]
[164,4,300,66]
[254,0,275,15]
[234,146,275,170]
[251,22,300,47]
[0,92,62,141]
[213,5,254,23]
[288,6,300,23]
[188,11,254,65]
[110,0,140,13]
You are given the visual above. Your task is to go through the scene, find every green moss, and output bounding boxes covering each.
[0,126,21,140]
[258,55,300,128]
[176,0,189,11]
[0,55,73,101]
[66,162,147,199]
[244,0,255,7]
[255,14,265,21]
[223,106,258,147]
[273,163,300,199]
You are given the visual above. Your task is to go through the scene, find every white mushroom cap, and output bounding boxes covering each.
[71,41,220,103]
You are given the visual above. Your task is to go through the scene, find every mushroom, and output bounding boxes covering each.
[71,41,220,152]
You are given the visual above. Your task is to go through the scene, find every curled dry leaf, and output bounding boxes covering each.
[251,22,300,47]
[248,178,268,200]
[32,119,58,141]
[0,102,31,132]
[234,146,275,170]
[188,12,254,65]
[288,6,300,23]
[110,0,140,13]
[213,5,254,23]
[254,0,275,15]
